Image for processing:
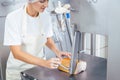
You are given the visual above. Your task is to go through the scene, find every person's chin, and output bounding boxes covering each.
[40,9,45,12]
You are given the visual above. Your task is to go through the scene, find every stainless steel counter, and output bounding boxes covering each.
[21,53,107,80]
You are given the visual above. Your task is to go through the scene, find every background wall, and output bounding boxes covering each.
[70,0,108,35]
[70,0,120,80]
[107,0,120,80]
[0,17,5,45]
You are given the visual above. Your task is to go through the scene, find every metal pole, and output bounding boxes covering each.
[91,34,96,56]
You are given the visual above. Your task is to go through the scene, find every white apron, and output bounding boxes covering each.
[6,5,47,80]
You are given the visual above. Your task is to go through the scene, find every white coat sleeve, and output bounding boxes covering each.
[4,14,21,46]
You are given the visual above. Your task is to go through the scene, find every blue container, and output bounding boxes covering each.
[66,12,71,19]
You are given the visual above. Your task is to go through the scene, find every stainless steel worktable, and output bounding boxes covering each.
[21,53,107,80]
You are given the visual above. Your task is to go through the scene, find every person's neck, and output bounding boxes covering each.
[26,4,39,17]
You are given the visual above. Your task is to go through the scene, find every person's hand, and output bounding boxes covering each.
[45,58,61,69]
[56,51,71,60]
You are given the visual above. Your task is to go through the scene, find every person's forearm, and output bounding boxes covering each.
[10,46,47,67]
[46,38,60,55]
[46,38,71,59]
